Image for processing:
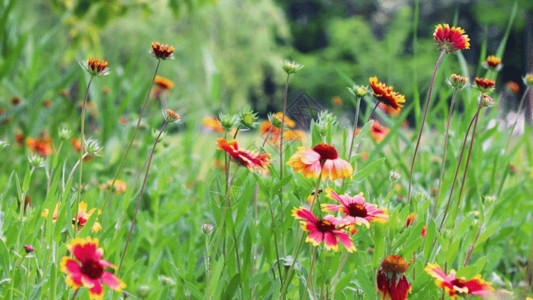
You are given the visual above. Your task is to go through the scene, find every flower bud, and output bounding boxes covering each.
[218,112,237,132]
[81,58,110,77]
[239,108,258,129]
[347,85,369,98]
[281,60,304,74]
[164,108,181,123]
[447,74,469,90]
[389,170,401,182]
[28,154,46,168]
[24,244,34,253]
[84,138,103,156]
[59,128,72,141]
[201,223,214,235]
[524,74,533,86]
[479,94,494,108]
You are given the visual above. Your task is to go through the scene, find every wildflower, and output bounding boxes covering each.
[389,170,401,182]
[151,42,175,60]
[15,133,24,146]
[370,120,389,143]
[378,103,400,116]
[74,201,102,233]
[42,202,60,221]
[218,113,238,132]
[271,112,295,128]
[202,117,224,134]
[154,75,174,90]
[201,223,214,235]
[332,96,343,106]
[238,108,258,129]
[11,96,21,105]
[505,81,520,94]
[99,179,127,194]
[260,114,302,143]
[24,245,34,253]
[282,60,304,74]
[321,188,388,233]
[42,99,53,107]
[447,74,469,90]
[433,24,470,53]
[369,77,406,111]
[479,94,494,108]
[59,128,72,141]
[59,89,70,97]
[405,213,416,227]
[84,138,103,156]
[102,86,111,94]
[217,138,271,173]
[28,154,46,168]
[292,207,356,252]
[524,74,533,86]
[347,85,369,98]
[164,108,181,123]
[287,143,353,181]
[475,77,496,93]
[283,129,305,142]
[425,263,493,298]
[483,55,502,71]
[421,225,427,237]
[60,236,125,299]
[26,136,53,157]
[377,255,411,300]
[82,58,110,77]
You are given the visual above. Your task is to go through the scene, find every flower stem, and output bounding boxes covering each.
[75,76,93,235]
[267,194,284,285]
[71,289,79,300]
[118,120,168,275]
[303,247,318,300]
[346,96,362,162]
[408,49,446,204]
[101,60,161,211]
[280,175,322,299]
[279,73,291,205]
[329,249,348,297]
[355,101,380,156]
[432,89,458,218]
[463,224,482,267]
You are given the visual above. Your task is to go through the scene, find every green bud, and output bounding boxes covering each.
[282,60,304,75]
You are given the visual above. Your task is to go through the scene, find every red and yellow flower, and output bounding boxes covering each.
[377,255,412,300]
[369,77,406,111]
[217,138,271,173]
[292,207,356,252]
[475,77,496,93]
[370,120,390,143]
[433,24,470,53]
[151,42,175,60]
[99,179,127,194]
[405,213,416,227]
[321,188,388,233]
[425,263,493,299]
[259,116,304,144]
[60,237,125,300]
[505,81,520,94]
[484,55,502,70]
[378,103,400,117]
[26,135,53,157]
[42,202,101,233]
[287,143,352,181]
[83,58,110,77]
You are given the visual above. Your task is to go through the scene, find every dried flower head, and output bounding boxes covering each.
[475,77,496,93]
[84,138,103,156]
[151,42,175,60]
[369,77,406,111]
[433,24,470,53]
[447,74,469,90]
[165,109,181,123]
[82,58,110,77]
[282,60,304,74]
[484,55,502,71]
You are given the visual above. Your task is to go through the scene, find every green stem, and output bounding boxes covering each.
[355,101,380,156]
[101,60,161,211]
[267,195,284,285]
[303,247,318,300]
[279,73,291,206]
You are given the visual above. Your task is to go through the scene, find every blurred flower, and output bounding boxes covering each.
[321,188,388,233]
[406,213,416,227]
[283,129,305,142]
[370,120,389,143]
[369,77,406,111]
[260,114,303,144]
[433,24,470,53]
[73,201,102,233]
[84,138,103,156]
[24,244,34,253]
[505,81,520,94]
[151,42,175,60]
[154,75,174,90]
[99,179,127,194]
[60,236,125,299]
[378,103,400,116]
[389,170,401,182]
[15,133,24,146]
[287,143,353,181]
[102,86,111,94]
[203,117,224,134]
[475,77,496,93]
[483,55,502,71]
[421,225,427,237]
[42,99,53,108]
[479,94,494,108]
[332,96,343,106]
[377,255,411,300]
[217,138,271,173]
[201,223,214,235]
[292,207,356,252]
[425,263,493,298]
[41,202,60,222]
[0,140,8,151]
[71,138,82,152]
[164,108,181,123]
[348,85,369,98]
[59,89,70,97]
[271,112,295,128]
[524,74,533,86]
[59,128,72,141]
[281,60,304,74]
[28,154,46,168]
[447,74,469,90]
[26,135,53,157]
[11,96,21,106]
[82,58,110,77]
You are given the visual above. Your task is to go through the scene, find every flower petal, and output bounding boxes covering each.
[102,272,126,291]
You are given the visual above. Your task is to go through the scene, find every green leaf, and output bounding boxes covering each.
[353,158,385,181]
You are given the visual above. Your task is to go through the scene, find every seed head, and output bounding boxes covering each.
[59,128,72,141]
[28,154,46,168]
[389,170,401,182]
[84,138,103,156]
[281,60,304,74]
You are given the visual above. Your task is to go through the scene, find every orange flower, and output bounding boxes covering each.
[377,255,411,300]
[83,58,110,76]
[484,55,502,70]
[203,117,224,134]
[26,136,53,157]
[405,212,416,227]
[369,77,406,111]
[378,103,400,116]
[425,263,493,299]
[370,120,389,143]
[284,130,305,141]
[505,81,520,94]
[99,179,127,194]
[433,24,470,53]
[154,75,174,89]
[151,42,175,60]
[287,143,352,181]
[332,96,343,106]
[475,77,496,93]
[217,138,271,173]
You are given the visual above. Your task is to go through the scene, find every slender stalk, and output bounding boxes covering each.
[101,60,161,211]
[463,224,483,267]
[432,89,458,218]
[408,49,446,204]
[267,196,284,284]
[71,289,79,300]
[303,247,318,300]
[355,101,380,156]
[204,235,212,297]
[329,249,349,297]
[65,153,89,188]
[280,175,322,299]
[279,73,291,205]
[118,120,168,275]
[75,77,93,234]
[346,97,362,161]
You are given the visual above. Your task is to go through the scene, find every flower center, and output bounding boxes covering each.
[451,278,467,288]
[81,259,104,279]
[312,143,338,160]
[381,255,408,274]
[347,203,368,218]
[316,219,335,233]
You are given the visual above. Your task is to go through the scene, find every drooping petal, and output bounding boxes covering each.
[323,232,339,252]
[464,275,493,297]
[306,231,324,246]
[292,207,318,223]
[101,272,126,291]
[88,279,104,300]
[334,230,356,253]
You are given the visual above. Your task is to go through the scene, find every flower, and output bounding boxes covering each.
[82,58,110,77]
[332,96,343,106]
[505,81,520,94]
[164,108,181,123]
[283,130,305,142]
[405,213,416,227]
[201,223,214,235]
[260,113,303,143]
[369,77,406,111]
[389,170,401,182]
[287,143,353,181]
[377,255,411,300]
[154,75,174,90]
[321,188,388,233]
[292,207,356,252]
[433,24,470,53]
[282,60,304,74]
[524,74,533,86]
[24,244,34,253]
[74,201,102,233]
[483,55,502,71]
[421,225,427,237]
[26,135,53,156]
[479,94,494,108]
[60,237,125,299]
[378,103,400,116]
[99,180,127,194]
[151,42,175,60]
[41,202,60,221]
[425,263,493,299]
[475,77,496,93]
[370,120,390,143]
[447,74,469,90]
[202,117,224,134]
[348,85,369,98]
[217,138,271,172]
